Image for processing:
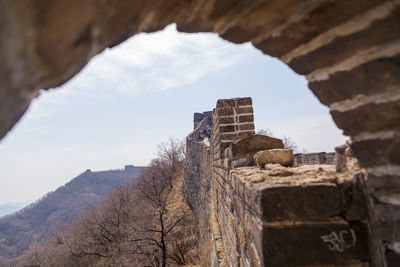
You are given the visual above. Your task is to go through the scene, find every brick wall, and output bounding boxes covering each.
[184,97,375,267]
[294,152,336,165]
[184,114,213,265]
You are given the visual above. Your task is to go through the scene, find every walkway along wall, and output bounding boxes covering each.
[184,97,376,267]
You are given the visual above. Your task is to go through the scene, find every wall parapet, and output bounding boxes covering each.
[183,97,373,267]
[294,152,336,165]
[183,111,214,265]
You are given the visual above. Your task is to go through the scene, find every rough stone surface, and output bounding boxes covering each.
[335,144,348,172]
[294,152,336,165]
[262,221,371,266]
[309,54,400,106]
[254,149,294,167]
[231,134,283,157]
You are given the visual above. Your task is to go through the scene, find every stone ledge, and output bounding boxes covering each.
[230,165,368,222]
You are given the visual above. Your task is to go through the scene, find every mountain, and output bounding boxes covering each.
[0,203,27,218]
[0,165,145,259]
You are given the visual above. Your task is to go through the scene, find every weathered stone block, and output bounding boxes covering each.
[236,106,254,114]
[309,54,400,106]
[344,173,369,221]
[331,100,400,136]
[288,7,400,75]
[335,144,347,172]
[294,152,336,165]
[216,97,252,108]
[350,136,400,167]
[262,221,371,266]
[239,123,255,131]
[218,116,235,124]
[220,132,237,141]
[231,135,284,158]
[236,131,255,140]
[216,108,234,116]
[239,114,254,123]
[260,184,345,222]
[219,125,235,133]
[367,174,400,195]
[253,0,381,58]
[255,149,294,167]
[231,154,255,168]
[373,203,400,241]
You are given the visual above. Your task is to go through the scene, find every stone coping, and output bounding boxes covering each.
[230,164,359,187]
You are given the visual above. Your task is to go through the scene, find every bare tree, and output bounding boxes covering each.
[135,159,184,267]
[256,128,274,137]
[61,185,147,266]
[282,135,298,152]
[14,138,198,267]
[157,137,185,173]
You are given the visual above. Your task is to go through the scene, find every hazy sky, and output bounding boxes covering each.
[0,24,347,204]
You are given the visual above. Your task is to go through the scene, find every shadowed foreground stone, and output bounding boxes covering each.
[230,165,371,266]
[263,222,370,266]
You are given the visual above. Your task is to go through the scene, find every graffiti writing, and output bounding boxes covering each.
[320,229,357,252]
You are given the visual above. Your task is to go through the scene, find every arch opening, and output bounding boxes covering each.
[0,24,346,209]
[0,1,399,265]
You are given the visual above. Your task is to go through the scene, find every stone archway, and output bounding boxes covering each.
[0,1,399,265]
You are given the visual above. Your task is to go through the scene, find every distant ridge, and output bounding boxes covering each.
[0,165,145,259]
[0,203,27,218]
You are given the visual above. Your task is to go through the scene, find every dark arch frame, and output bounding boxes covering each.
[0,1,399,265]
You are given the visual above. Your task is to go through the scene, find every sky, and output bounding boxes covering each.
[0,24,347,204]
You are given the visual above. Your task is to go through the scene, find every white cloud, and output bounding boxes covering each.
[26,24,253,119]
[68,24,253,97]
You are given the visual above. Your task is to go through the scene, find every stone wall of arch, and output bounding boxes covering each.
[0,1,398,265]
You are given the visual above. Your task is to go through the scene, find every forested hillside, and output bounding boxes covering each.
[0,166,144,259]
[4,138,199,266]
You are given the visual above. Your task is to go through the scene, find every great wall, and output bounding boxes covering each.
[184,97,374,266]
[0,1,399,266]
